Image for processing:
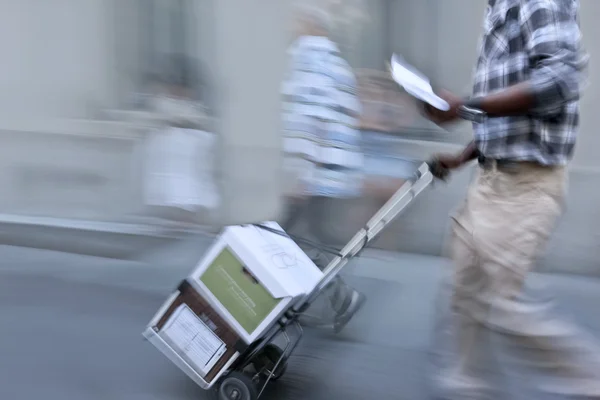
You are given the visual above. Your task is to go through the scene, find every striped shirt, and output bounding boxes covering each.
[281,35,364,198]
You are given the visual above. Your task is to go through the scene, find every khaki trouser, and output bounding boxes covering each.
[440,162,600,398]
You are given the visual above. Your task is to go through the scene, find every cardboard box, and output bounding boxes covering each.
[143,281,243,388]
[143,222,323,388]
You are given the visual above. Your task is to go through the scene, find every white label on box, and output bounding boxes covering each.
[160,304,227,376]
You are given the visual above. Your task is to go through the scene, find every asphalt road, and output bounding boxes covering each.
[2,241,600,400]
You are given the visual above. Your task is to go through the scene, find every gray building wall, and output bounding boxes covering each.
[0,0,292,228]
[0,0,118,120]
[0,0,599,274]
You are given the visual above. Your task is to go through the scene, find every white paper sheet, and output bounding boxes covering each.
[160,304,227,376]
[390,54,450,111]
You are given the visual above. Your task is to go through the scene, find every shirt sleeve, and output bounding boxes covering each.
[327,56,362,123]
[281,43,314,195]
[519,0,588,115]
[324,54,364,171]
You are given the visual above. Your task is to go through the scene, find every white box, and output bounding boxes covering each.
[188,222,323,343]
[143,222,323,389]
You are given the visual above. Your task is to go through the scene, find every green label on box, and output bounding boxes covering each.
[200,247,281,334]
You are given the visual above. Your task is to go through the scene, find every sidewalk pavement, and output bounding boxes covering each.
[0,214,213,259]
[2,239,600,400]
[2,235,600,345]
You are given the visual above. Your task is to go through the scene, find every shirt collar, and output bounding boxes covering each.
[489,0,520,14]
[485,0,517,33]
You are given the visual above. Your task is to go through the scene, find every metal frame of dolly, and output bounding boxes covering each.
[215,161,436,400]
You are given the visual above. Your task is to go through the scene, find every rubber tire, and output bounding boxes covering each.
[253,344,287,381]
[218,372,258,400]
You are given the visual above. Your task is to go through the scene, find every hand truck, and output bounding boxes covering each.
[214,161,439,400]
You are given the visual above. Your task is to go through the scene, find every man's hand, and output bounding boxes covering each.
[429,153,465,181]
[435,153,465,170]
[429,142,479,180]
[423,90,464,125]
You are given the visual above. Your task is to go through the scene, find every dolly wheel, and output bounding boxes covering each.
[218,372,258,400]
[254,344,287,381]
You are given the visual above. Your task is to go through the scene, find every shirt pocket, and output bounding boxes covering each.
[481,25,510,62]
[480,7,518,63]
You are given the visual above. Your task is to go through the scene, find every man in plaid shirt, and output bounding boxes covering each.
[425,0,600,397]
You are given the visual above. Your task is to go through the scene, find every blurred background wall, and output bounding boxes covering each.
[0,0,599,274]
[0,0,288,229]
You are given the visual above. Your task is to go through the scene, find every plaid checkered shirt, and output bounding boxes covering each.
[473,0,588,165]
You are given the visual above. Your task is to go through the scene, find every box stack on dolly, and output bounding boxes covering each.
[143,222,323,400]
[143,162,436,400]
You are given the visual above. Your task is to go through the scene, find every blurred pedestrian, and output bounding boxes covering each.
[142,54,220,224]
[424,0,600,398]
[280,4,366,333]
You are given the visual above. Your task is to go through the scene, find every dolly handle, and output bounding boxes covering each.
[294,162,434,311]
[426,157,451,181]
